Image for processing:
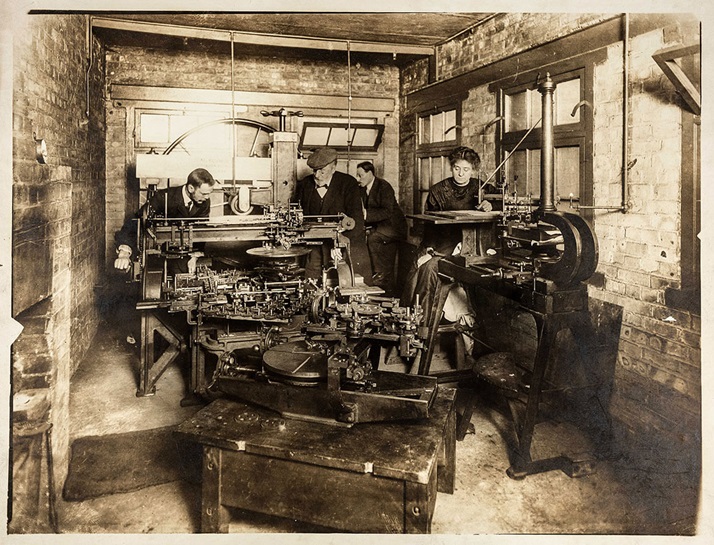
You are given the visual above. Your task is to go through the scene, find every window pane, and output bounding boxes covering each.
[505,150,527,195]
[420,190,429,213]
[555,146,580,199]
[170,116,199,141]
[529,90,542,128]
[234,125,269,157]
[327,127,350,147]
[180,123,231,153]
[528,149,541,197]
[434,112,446,142]
[507,91,528,131]
[432,156,444,186]
[140,114,169,143]
[420,116,431,145]
[419,158,432,190]
[302,126,331,147]
[555,77,581,125]
[444,109,457,140]
[352,127,380,147]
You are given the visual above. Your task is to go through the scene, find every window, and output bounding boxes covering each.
[298,122,384,152]
[419,108,457,145]
[415,105,460,211]
[137,111,227,149]
[498,70,587,205]
[135,108,274,158]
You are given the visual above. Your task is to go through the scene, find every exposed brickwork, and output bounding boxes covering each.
[11,12,107,516]
[400,13,701,463]
[589,22,701,460]
[106,45,399,96]
[434,13,612,82]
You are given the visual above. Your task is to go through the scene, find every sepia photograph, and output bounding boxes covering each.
[1,1,710,543]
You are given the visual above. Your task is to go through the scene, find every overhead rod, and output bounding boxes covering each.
[91,16,435,57]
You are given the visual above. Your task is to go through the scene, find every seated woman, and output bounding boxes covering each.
[401,146,495,360]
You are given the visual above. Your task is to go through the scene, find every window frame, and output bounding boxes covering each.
[297,121,384,153]
[414,101,463,212]
[488,51,603,216]
[134,108,231,151]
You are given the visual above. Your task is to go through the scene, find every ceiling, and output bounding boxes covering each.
[91,12,494,63]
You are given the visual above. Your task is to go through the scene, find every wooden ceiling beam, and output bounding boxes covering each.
[91,16,435,56]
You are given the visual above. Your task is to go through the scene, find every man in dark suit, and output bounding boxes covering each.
[293,148,372,284]
[356,161,407,297]
[114,167,216,272]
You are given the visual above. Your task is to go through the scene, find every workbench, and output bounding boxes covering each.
[175,387,456,533]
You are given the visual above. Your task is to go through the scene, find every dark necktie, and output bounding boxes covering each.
[360,187,368,207]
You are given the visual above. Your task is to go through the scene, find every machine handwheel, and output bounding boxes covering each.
[537,211,583,287]
[562,212,599,282]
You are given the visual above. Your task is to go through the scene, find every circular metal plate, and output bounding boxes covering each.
[352,303,381,316]
[246,246,312,258]
[263,340,327,381]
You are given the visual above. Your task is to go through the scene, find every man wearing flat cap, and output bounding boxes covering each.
[294,147,372,284]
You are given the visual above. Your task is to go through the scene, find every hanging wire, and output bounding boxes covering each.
[481,117,542,188]
[230,32,236,187]
[346,40,352,169]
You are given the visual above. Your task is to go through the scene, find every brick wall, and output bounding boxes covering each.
[107,46,399,96]
[11,13,107,525]
[435,13,612,83]
[589,21,700,466]
[399,13,701,467]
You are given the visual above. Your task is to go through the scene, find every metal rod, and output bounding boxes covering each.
[347,40,352,169]
[481,118,541,187]
[575,205,628,210]
[85,16,92,118]
[621,13,630,213]
[230,32,236,188]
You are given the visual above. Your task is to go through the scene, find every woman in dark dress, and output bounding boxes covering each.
[402,146,493,318]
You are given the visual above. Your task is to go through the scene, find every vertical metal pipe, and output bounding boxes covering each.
[85,16,92,119]
[539,74,556,213]
[621,13,630,212]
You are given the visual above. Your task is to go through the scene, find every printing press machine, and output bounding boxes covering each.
[127,128,437,426]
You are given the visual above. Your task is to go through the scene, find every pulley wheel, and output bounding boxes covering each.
[536,211,583,286]
[562,212,599,282]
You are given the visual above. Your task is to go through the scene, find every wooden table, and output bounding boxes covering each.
[407,210,499,263]
[175,387,457,533]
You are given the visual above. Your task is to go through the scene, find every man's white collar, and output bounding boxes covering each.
[182,185,192,207]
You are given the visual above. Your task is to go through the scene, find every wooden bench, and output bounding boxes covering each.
[175,387,456,533]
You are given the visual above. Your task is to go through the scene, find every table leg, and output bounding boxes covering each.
[201,446,230,533]
[404,478,434,533]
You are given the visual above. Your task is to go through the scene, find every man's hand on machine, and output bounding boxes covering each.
[114,245,132,271]
[330,247,344,263]
[187,252,205,274]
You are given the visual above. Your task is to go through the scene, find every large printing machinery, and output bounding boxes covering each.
[127,76,604,479]
[129,130,436,426]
